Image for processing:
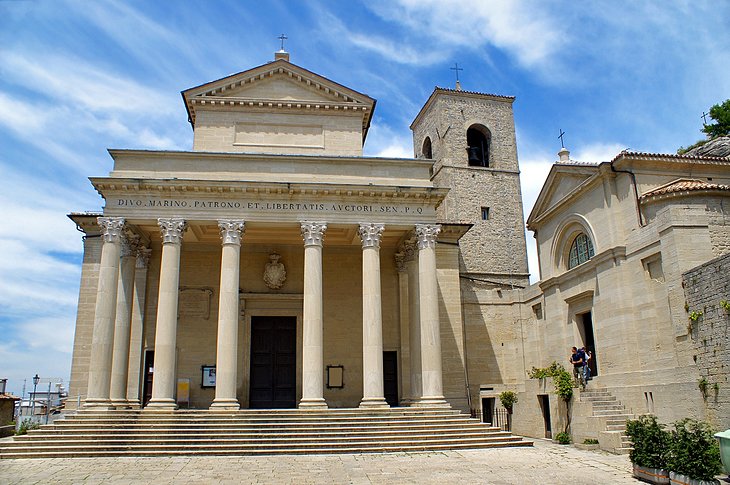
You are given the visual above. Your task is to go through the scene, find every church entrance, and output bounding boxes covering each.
[249,316,297,408]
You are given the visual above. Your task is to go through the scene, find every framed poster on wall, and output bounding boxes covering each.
[201,365,216,388]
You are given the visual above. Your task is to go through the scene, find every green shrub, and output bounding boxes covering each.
[625,415,670,469]
[527,361,573,402]
[583,438,599,445]
[499,391,518,411]
[555,432,571,444]
[668,418,722,481]
[16,418,40,436]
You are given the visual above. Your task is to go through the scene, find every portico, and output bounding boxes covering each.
[67,50,468,412]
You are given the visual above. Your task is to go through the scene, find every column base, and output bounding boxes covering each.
[126,399,142,409]
[144,398,178,410]
[412,396,450,408]
[82,398,114,410]
[209,399,240,411]
[359,397,389,409]
[110,399,132,409]
[298,398,328,409]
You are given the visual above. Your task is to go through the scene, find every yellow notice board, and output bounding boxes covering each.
[177,378,190,407]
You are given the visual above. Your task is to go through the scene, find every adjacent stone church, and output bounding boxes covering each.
[67,49,730,447]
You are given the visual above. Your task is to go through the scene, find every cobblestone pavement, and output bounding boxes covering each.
[0,439,637,484]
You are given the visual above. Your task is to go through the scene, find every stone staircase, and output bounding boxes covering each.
[0,407,532,459]
[580,387,633,453]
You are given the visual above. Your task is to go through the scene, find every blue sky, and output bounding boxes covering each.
[1,0,728,398]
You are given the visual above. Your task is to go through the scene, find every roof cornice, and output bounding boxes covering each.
[410,86,515,130]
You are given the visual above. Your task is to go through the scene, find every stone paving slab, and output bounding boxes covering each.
[0,439,637,484]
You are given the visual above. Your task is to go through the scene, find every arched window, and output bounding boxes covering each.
[466,125,490,167]
[422,137,432,159]
[568,233,595,269]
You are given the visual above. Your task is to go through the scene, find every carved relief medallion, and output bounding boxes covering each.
[263,253,286,289]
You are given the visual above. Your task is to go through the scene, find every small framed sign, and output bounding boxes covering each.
[201,365,216,388]
[326,365,344,389]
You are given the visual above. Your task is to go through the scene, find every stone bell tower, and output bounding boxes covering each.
[410,86,529,287]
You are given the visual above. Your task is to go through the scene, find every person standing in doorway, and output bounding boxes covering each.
[569,346,585,390]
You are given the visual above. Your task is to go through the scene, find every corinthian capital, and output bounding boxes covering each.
[218,220,245,246]
[120,232,141,258]
[300,221,327,247]
[97,217,125,244]
[415,224,441,250]
[358,223,385,249]
[136,248,152,270]
[157,218,187,245]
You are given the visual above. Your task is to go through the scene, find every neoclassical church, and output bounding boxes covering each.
[66,49,730,448]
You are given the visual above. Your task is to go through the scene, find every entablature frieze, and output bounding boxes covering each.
[94,179,445,225]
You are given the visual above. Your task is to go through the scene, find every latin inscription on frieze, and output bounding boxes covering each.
[113,198,427,215]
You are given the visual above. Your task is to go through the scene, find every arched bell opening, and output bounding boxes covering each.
[466,125,490,167]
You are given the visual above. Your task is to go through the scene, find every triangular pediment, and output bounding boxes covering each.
[527,163,599,228]
[182,59,375,127]
[211,75,342,103]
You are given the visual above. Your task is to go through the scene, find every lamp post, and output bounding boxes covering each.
[31,374,40,421]
[45,381,52,424]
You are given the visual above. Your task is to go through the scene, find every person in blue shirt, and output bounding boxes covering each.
[569,346,586,390]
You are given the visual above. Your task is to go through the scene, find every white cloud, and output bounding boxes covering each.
[571,143,624,165]
[365,0,564,69]
[0,51,175,115]
[364,121,414,158]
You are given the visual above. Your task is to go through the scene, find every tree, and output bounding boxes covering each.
[702,99,730,139]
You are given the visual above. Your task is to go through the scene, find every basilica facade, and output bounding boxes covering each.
[67,50,730,447]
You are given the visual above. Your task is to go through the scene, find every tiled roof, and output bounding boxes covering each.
[611,150,730,164]
[434,86,515,100]
[640,179,730,200]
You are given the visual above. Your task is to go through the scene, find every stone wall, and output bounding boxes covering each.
[683,251,730,429]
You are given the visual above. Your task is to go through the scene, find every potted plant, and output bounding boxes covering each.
[626,415,670,484]
[668,419,722,485]
[499,390,518,430]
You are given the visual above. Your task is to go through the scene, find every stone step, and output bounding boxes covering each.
[0,408,532,458]
[25,421,498,434]
[6,430,518,447]
[72,407,462,416]
[592,410,633,417]
[14,425,508,439]
[0,439,532,459]
[59,413,470,422]
[606,424,627,431]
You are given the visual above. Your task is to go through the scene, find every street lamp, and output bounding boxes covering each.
[31,374,40,420]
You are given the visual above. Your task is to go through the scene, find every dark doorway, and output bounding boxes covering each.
[538,394,552,439]
[578,311,598,377]
[249,316,297,408]
[142,350,154,407]
[383,351,398,406]
[481,397,495,424]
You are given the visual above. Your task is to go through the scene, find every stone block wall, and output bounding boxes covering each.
[683,251,730,429]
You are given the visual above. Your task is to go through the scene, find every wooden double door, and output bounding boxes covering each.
[249,316,297,408]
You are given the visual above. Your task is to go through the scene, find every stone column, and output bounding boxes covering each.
[109,232,140,408]
[415,224,448,407]
[211,220,245,410]
[299,221,328,409]
[358,223,388,408]
[127,248,151,408]
[147,218,187,409]
[85,217,125,408]
[404,240,423,404]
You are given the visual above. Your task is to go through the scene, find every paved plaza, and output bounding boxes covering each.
[0,439,638,484]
